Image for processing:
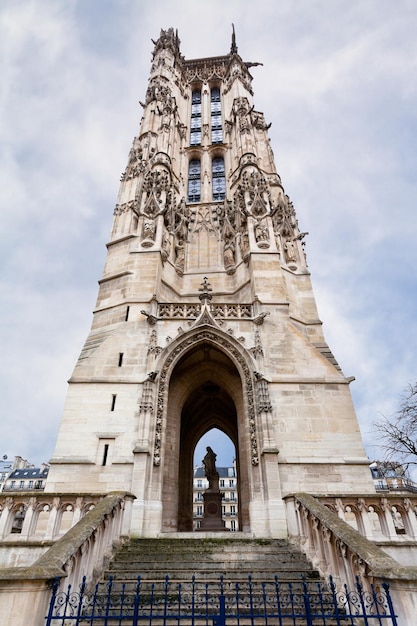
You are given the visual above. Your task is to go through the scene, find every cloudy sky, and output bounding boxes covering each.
[2,1,417,473]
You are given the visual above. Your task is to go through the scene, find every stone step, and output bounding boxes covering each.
[103,538,320,584]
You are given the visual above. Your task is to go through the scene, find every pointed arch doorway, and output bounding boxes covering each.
[159,338,252,533]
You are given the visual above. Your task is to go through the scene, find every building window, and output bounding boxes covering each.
[28,480,34,489]
[190,90,202,146]
[212,157,226,201]
[19,480,25,489]
[197,479,202,488]
[125,306,130,321]
[197,492,202,501]
[118,353,124,367]
[196,505,203,517]
[187,159,201,202]
[111,394,117,411]
[210,87,223,144]
[220,479,225,488]
[102,444,109,466]
[230,491,235,501]
[230,505,236,516]
[229,479,234,487]
[231,519,236,532]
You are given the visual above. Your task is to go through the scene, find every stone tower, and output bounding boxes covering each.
[46,28,375,537]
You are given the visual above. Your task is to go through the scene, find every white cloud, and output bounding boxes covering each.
[1,0,417,470]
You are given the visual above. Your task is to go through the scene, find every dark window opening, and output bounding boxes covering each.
[111,395,117,411]
[125,306,130,321]
[118,353,124,367]
[102,444,109,466]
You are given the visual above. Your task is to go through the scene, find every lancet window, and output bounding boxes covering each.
[190,90,202,146]
[187,159,201,202]
[210,87,223,144]
[212,157,226,201]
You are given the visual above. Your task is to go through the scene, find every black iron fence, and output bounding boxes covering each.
[45,574,398,625]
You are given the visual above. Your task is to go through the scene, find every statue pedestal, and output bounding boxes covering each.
[199,490,228,531]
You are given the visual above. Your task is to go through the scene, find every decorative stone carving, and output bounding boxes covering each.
[233,97,252,133]
[184,62,227,84]
[270,193,308,268]
[174,238,185,275]
[141,310,158,325]
[253,311,270,325]
[156,302,253,320]
[190,204,219,237]
[142,167,171,217]
[249,330,264,359]
[254,218,270,248]
[172,198,190,242]
[121,139,145,181]
[161,230,171,262]
[244,169,271,216]
[113,200,135,216]
[147,330,162,356]
[151,28,181,60]
[251,110,270,131]
[254,373,272,413]
[224,63,253,96]
[223,235,236,273]
[153,330,259,466]
[198,277,213,302]
[141,219,156,246]
[139,379,154,413]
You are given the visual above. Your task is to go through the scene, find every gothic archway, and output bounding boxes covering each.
[154,325,257,532]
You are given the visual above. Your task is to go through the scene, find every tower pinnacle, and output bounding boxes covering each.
[230,23,238,54]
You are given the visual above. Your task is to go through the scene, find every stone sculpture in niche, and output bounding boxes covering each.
[174,239,185,275]
[254,219,270,248]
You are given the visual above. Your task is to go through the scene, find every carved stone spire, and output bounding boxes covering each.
[230,23,238,54]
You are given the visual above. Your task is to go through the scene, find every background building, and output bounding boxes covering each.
[193,463,238,531]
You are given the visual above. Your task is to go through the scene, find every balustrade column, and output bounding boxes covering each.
[404,499,417,538]
[381,498,398,539]
[44,497,60,540]
[121,495,134,537]
[20,498,36,538]
[357,498,376,540]
[71,497,84,527]
[335,498,346,520]
[0,499,12,537]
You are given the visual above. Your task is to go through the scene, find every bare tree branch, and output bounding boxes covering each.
[373,382,417,469]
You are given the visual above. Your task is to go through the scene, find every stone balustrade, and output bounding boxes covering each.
[285,493,417,624]
[0,492,112,549]
[0,492,134,626]
[316,493,417,544]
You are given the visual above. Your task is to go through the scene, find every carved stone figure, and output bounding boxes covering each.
[234,97,251,133]
[284,238,296,263]
[223,237,235,269]
[175,239,185,275]
[161,230,171,262]
[255,220,270,247]
[142,219,156,242]
[203,446,218,481]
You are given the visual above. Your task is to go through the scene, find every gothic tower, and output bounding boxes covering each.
[46,28,375,537]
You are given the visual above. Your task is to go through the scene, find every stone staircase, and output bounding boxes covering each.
[87,537,351,625]
[104,536,321,587]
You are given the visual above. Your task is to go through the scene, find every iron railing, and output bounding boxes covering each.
[45,574,398,625]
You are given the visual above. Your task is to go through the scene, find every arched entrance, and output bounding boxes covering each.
[157,328,255,533]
